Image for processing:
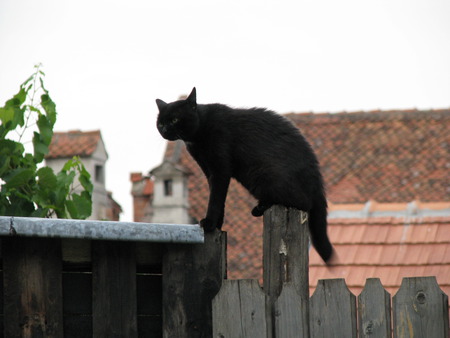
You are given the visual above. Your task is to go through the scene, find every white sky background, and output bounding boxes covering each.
[1,0,449,221]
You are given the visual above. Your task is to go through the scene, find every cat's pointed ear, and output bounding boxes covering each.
[187,87,197,108]
[155,99,167,111]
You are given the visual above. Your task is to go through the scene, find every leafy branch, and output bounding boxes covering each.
[0,65,93,219]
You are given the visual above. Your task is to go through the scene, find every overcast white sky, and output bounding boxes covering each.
[1,0,449,221]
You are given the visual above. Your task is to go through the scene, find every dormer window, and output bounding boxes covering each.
[164,179,173,196]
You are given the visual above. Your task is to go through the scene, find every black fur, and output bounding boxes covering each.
[156,88,334,263]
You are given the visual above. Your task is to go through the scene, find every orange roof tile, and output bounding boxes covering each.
[46,130,103,159]
[310,217,450,297]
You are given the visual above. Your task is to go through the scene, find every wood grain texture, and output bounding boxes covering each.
[212,279,266,338]
[309,278,357,338]
[263,206,310,337]
[275,283,309,338]
[393,276,449,338]
[358,278,391,338]
[2,237,64,338]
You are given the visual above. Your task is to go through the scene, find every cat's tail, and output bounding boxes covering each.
[309,194,334,264]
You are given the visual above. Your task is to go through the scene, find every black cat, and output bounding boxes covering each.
[156,88,333,263]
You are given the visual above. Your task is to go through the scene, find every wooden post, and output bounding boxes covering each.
[162,229,226,338]
[263,206,310,338]
[92,241,137,338]
[2,237,64,338]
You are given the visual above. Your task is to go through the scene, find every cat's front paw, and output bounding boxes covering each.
[200,218,216,232]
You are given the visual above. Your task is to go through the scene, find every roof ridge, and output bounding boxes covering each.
[310,263,450,267]
[285,108,450,116]
[53,129,101,135]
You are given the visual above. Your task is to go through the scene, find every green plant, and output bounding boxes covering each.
[0,65,93,218]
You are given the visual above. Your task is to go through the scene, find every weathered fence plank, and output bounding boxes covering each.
[163,229,226,338]
[92,241,137,338]
[263,206,310,337]
[393,276,449,338]
[310,278,357,338]
[358,278,391,338]
[275,283,309,338]
[212,279,266,337]
[2,237,64,338]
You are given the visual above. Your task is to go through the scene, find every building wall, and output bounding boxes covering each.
[150,162,191,224]
[152,175,190,224]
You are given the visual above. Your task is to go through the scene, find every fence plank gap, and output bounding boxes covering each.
[163,229,226,338]
[2,237,64,337]
[92,241,137,338]
[263,206,310,338]
[358,278,391,338]
[393,276,449,338]
[212,279,266,337]
[310,278,357,338]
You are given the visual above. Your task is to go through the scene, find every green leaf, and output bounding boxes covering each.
[0,155,10,177]
[0,86,28,130]
[40,94,57,125]
[0,106,14,125]
[27,105,41,113]
[0,139,24,156]
[21,74,34,87]
[37,167,57,189]
[32,131,49,163]
[62,157,77,171]
[65,199,79,219]
[36,113,53,145]
[4,194,35,216]
[67,194,92,219]
[3,168,35,189]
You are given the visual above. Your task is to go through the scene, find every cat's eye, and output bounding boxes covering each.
[172,118,179,124]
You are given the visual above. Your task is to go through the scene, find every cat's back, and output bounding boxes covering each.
[202,104,299,137]
[200,104,313,163]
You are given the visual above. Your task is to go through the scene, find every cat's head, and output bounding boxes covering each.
[156,87,200,141]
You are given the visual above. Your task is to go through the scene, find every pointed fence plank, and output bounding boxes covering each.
[393,276,449,338]
[275,283,309,338]
[212,279,266,337]
[310,278,357,338]
[263,206,310,337]
[358,278,391,338]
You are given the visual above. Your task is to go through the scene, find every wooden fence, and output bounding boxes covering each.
[0,216,225,338]
[0,210,448,338]
[212,206,450,338]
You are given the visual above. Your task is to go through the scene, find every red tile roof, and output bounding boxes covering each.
[286,109,450,203]
[157,109,450,294]
[310,216,450,297]
[130,173,154,195]
[46,130,103,159]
